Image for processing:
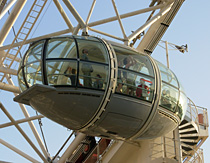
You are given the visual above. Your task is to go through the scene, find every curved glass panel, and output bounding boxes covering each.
[77,40,109,64]
[24,61,43,87]
[73,35,100,42]
[160,83,179,112]
[24,41,44,65]
[46,38,77,58]
[116,68,154,102]
[17,68,27,91]
[113,46,154,76]
[179,81,185,93]
[156,61,178,88]
[79,61,109,90]
[177,92,187,120]
[46,60,77,85]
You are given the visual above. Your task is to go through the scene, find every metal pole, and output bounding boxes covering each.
[0,139,40,163]
[59,132,86,163]
[0,0,27,45]
[0,66,17,75]
[62,0,86,29]
[173,127,182,162]
[88,3,165,27]
[111,0,127,40]
[53,0,74,31]
[86,0,96,24]
[0,103,48,163]
[162,136,167,158]
[165,41,170,68]
[0,81,20,93]
[0,0,17,20]
[6,75,50,159]
[0,50,21,62]
[88,27,124,41]
[0,28,71,51]
[127,4,172,42]
[0,115,44,128]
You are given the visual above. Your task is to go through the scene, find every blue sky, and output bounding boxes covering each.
[0,0,210,162]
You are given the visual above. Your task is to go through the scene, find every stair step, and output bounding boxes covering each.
[180,133,198,137]
[179,122,194,130]
[179,119,188,126]
[180,139,199,143]
[182,145,193,152]
[180,136,199,140]
[179,127,197,134]
[180,130,198,135]
[182,141,197,146]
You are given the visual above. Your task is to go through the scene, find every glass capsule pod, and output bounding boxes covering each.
[15,35,188,141]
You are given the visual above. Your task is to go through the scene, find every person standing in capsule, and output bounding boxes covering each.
[81,49,93,87]
[136,78,150,100]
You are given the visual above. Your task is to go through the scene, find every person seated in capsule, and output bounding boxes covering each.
[136,78,150,100]
[81,49,93,87]
[93,74,103,89]
[161,89,172,109]
[64,66,77,86]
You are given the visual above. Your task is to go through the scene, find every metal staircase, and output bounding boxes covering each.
[0,0,48,81]
[179,98,208,162]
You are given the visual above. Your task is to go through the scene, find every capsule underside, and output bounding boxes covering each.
[14,35,187,140]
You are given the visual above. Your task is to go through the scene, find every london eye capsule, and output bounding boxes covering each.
[14,35,188,141]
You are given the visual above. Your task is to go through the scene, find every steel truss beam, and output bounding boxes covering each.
[0,139,40,163]
[0,1,187,162]
[0,115,44,128]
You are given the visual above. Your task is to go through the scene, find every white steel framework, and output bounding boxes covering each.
[0,0,208,163]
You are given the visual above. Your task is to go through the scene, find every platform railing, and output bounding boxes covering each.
[187,98,209,132]
[149,135,179,161]
[183,148,204,163]
[187,98,199,129]
[196,106,209,128]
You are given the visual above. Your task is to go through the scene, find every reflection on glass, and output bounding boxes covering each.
[116,68,154,102]
[25,61,42,87]
[78,40,109,63]
[160,83,179,112]
[18,69,27,91]
[177,92,188,119]
[46,38,77,58]
[24,41,44,64]
[79,62,108,90]
[156,61,178,88]
[113,46,154,76]
[46,61,77,85]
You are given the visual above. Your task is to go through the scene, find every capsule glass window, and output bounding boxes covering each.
[160,83,179,112]
[77,39,109,64]
[113,46,154,77]
[24,61,43,87]
[156,61,178,88]
[79,61,109,90]
[116,68,154,102]
[46,38,77,59]
[17,68,27,91]
[177,91,188,120]
[24,41,44,65]
[46,60,77,86]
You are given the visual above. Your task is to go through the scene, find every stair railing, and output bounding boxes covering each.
[183,148,204,163]
[187,98,200,131]
[149,136,179,161]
